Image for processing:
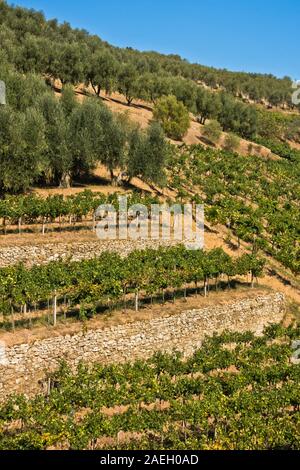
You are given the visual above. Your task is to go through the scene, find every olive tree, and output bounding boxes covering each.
[87,50,119,97]
[153,95,190,141]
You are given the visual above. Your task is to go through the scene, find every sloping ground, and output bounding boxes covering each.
[38,82,276,200]
[206,224,300,306]
[0,219,299,306]
[288,140,300,150]
[54,81,274,159]
[0,84,297,330]
[75,86,274,158]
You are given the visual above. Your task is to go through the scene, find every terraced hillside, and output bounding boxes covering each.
[1,323,299,450]
[0,0,299,453]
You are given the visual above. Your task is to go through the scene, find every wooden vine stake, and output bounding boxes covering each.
[135,290,139,312]
[53,291,57,326]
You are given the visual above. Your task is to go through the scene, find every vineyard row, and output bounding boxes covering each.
[0,245,265,329]
[0,323,299,450]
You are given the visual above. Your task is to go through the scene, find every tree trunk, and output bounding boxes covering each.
[135,290,139,312]
[23,303,27,327]
[91,82,101,97]
[10,303,15,332]
[204,278,208,298]
[109,168,115,183]
[18,217,22,235]
[42,217,46,235]
[123,287,127,313]
[251,271,254,289]
[47,378,51,396]
[59,172,71,189]
[28,307,32,329]
[53,292,57,326]
[47,298,50,324]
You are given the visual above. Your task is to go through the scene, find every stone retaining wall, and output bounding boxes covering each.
[0,293,285,401]
[0,239,179,268]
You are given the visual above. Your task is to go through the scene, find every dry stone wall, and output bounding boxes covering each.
[0,293,285,401]
[0,239,180,268]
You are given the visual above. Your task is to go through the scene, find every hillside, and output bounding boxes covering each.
[0,1,299,454]
[72,85,274,158]
[1,0,300,196]
[0,1,298,111]
[0,1,298,289]
[1,319,300,450]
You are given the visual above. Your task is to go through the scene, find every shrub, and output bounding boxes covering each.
[153,95,190,140]
[203,120,222,144]
[224,133,240,152]
[248,143,254,155]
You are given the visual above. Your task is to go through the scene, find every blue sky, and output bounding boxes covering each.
[7,0,300,79]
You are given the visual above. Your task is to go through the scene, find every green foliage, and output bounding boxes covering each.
[127,122,170,185]
[196,87,221,124]
[38,93,71,185]
[117,63,139,106]
[60,84,78,116]
[0,190,159,236]
[253,136,300,163]
[203,120,222,144]
[0,104,47,193]
[87,49,119,97]
[153,95,190,140]
[0,0,296,120]
[256,109,285,139]
[218,93,258,138]
[139,74,171,104]
[256,109,300,143]
[2,69,48,112]
[168,145,300,274]
[97,107,127,181]
[55,42,88,85]
[0,244,265,324]
[284,116,300,142]
[0,74,171,192]
[5,1,295,153]
[224,133,240,152]
[68,99,105,178]
[0,324,299,450]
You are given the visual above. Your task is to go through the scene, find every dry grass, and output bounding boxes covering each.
[55,82,275,159]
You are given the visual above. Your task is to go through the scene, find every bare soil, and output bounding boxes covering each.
[55,82,275,159]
